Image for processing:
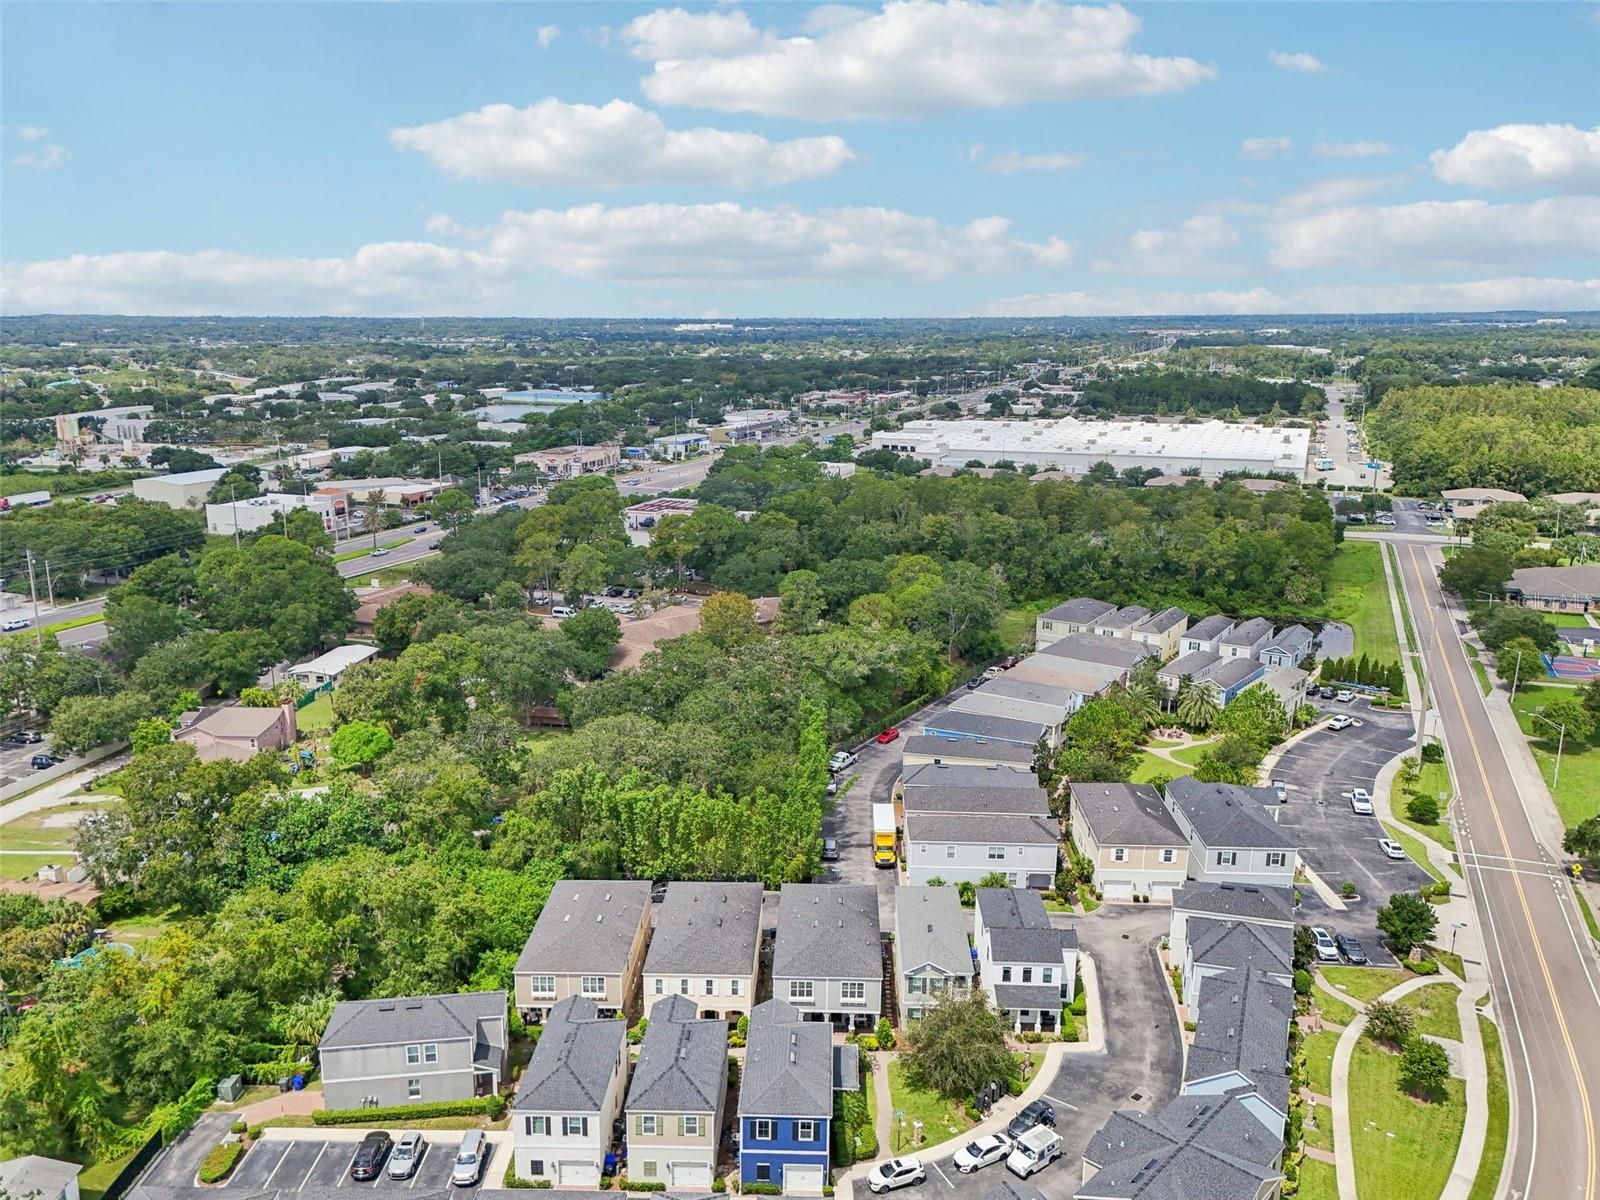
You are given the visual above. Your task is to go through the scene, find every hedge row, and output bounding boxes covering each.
[621,1181,668,1192]
[312,1095,505,1125]
[199,1141,244,1184]
[505,1177,553,1189]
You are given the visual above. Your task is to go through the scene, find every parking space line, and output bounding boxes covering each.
[264,1141,294,1188]
[1045,1094,1079,1111]
[930,1163,954,1189]
[302,1143,328,1190]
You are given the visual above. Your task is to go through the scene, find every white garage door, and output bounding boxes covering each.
[1101,881,1134,901]
[784,1164,826,1194]
[671,1162,713,1190]
[1150,882,1175,904]
[558,1162,600,1187]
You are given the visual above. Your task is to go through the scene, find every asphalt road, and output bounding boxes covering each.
[1392,538,1600,1200]
[224,1136,491,1193]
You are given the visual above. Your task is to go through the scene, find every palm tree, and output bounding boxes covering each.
[1177,681,1220,731]
[277,990,339,1049]
[1109,678,1162,730]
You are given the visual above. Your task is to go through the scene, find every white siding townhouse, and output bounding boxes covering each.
[1167,880,1296,969]
[509,996,629,1187]
[772,884,883,1030]
[642,881,763,1022]
[900,769,1059,889]
[1162,778,1297,888]
[974,888,1079,1034]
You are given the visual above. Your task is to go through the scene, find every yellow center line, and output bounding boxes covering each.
[1404,541,1596,1200]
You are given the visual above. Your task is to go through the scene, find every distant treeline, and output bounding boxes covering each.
[1076,371,1321,418]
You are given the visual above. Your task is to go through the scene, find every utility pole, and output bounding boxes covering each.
[43,558,55,608]
[231,484,241,549]
[25,551,43,647]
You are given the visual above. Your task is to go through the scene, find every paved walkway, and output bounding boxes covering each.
[0,749,127,818]
[232,1087,325,1126]
[1329,972,1489,1200]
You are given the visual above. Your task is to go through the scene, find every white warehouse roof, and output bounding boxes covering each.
[290,644,379,678]
[872,417,1309,477]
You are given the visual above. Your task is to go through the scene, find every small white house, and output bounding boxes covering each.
[973,888,1078,1033]
[287,643,380,688]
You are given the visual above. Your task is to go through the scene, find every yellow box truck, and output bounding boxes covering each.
[872,803,897,868]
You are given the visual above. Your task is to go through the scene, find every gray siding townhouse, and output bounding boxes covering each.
[738,998,857,1193]
[1217,616,1274,660]
[625,994,729,1191]
[1128,606,1189,659]
[319,991,507,1110]
[973,888,1078,1033]
[1180,916,1292,1010]
[1162,778,1297,888]
[1259,624,1314,668]
[1182,959,1295,1135]
[643,882,764,1022]
[1039,632,1159,678]
[1157,651,1266,706]
[902,762,1042,793]
[1035,598,1118,647]
[515,880,653,1024]
[949,677,1081,742]
[893,886,973,1022]
[901,735,1036,771]
[1167,881,1294,967]
[772,884,883,1030]
[510,996,629,1187]
[1090,605,1151,638]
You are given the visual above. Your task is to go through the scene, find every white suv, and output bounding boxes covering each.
[867,1158,926,1193]
[1311,926,1340,962]
[1349,788,1374,816]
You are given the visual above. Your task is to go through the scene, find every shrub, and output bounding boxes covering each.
[736,1013,750,1041]
[1364,999,1414,1049]
[1293,969,1313,996]
[628,1018,649,1045]
[957,881,977,907]
[1070,978,1087,1017]
[713,1179,727,1194]
[855,1034,879,1052]
[506,1176,554,1189]
[247,1126,265,1140]
[728,1057,741,1086]
[1341,881,1358,898]
[1421,742,1444,763]
[1005,1076,1025,1096]
[1059,1009,1079,1041]
[876,1017,894,1049]
[199,1141,244,1184]
[622,1180,668,1192]
[744,1183,784,1195]
[312,1096,504,1124]
[1411,958,1441,975]
[1406,794,1441,824]
[230,1120,248,1135]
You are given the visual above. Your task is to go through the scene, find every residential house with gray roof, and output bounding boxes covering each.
[973,888,1078,1033]
[949,676,1082,742]
[1091,604,1151,637]
[1168,881,1294,967]
[738,998,858,1193]
[1157,650,1266,707]
[514,880,653,1024]
[1217,616,1274,660]
[1163,778,1297,888]
[917,709,1048,748]
[1183,962,1295,1134]
[1179,615,1236,656]
[902,735,1036,770]
[0,1157,83,1200]
[904,811,1060,888]
[772,884,882,1030]
[1180,917,1293,1009]
[1076,1092,1283,1200]
[1039,632,1160,676]
[1128,605,1190,659]
[643,882,763,1022]
[902,786,1049,818]
[1068,783,1189,903]
[902,762,1041,792]
[319,991,506,1110]
[893,886,973,1022]
[1259,623,1315,668]
[509,996,629,1187]
[624,994,729,1191]
[1036,598,1118,647]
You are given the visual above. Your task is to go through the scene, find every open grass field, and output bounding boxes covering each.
[1379,820,1448,883]
[296,691,335,731]
[1314,984,1360,1028]
[1391,758,1456,852]
[1305,1102,1334,1152]
[1508,683,1600,827]
[1349,1038,1467,1200]
[1322,966,1409,1006]
[1129,751,1192,785]
[0,798,115,878]
[1397,983,1462,1041]
[998,604,1044,654]
[1325,542,1402,664]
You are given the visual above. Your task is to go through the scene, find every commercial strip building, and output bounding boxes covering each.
[707,409,792,443]
[872,417,1310,478]
[513,443,622,478]
[1502,564,1600,614]
[204,490,350,537]
[1440,486,1525,520]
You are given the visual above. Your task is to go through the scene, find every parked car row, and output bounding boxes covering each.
[346,1130,487,1186]
[869,1101,1062,1192]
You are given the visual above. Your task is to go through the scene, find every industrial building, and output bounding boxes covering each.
[132,467,230,509]
[871,417,1309,478]
[205,491,349,537]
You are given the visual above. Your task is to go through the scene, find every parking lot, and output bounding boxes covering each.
[224,1136,496,1192]
[1271,701,1432,963]
[0,733,57,790]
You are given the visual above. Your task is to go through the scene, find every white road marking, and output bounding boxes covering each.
[264,1141,294,1188]
[930,1163,954,1189]
[1045,1094,1080,1111]
[302,1143,328,1191]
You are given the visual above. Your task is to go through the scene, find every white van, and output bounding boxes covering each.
[1006,1126,1062,1178]
[551,605,576,619]
[451,1131,486,1187]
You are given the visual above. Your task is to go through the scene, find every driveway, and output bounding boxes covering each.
[862,906,1181,1200]
[1269,705,1431,962]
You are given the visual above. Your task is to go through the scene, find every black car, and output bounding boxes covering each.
[1335,933,1369,965]
[821,837,840,862]
[1318,686,1337,700]
[31,753,63,769]
[1006,1100,1056,1139]
[349,1132,393,1181]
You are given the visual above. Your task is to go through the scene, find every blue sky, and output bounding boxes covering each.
[4,1,1598,317]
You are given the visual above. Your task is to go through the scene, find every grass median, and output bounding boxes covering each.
[1349,1037,1467,1200]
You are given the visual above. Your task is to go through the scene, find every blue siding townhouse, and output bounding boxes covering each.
[737,998,859,1195]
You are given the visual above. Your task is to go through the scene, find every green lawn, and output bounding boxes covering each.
[0,799,114,851]
[1168,743,1212,767]
[1304,1030,1340,1096]
[1314,984,1360,1028]
[1130,750,1193,785]
[1390,759,1457,853]
[1508,684,1600,827]
[998,605,1044,654]
[885,1059,973,1152]
[1468,1016,1510,1200]
[0,852,74,880]
[1379,820,1450,882]
[1325,542,1402,664]
[1298,1156,1340,1200]
[1349,1038,1467,1200]
[1305,1102,1334,1152]
[42,613,105,635]
[1322,966,1409,1006]
[1463,644,1492,696]
[297,691,335,731]
[79,1143,143,1200]
[1398,983,1462,1040]
[107,908,181,943]
[1575,885,1600,947]
[331,537,411,564]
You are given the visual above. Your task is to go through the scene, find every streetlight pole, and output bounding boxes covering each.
[1532,712,1567,787]
[1510,647,1524,698]
[1450,921,1467,955]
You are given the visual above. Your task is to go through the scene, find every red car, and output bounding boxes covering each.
[875,727,900,744]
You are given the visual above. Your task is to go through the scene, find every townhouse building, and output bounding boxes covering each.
[514,881,653,1025]
[624,995,728,1191]
[509,996,629,1187]
[771,885,883,1030]
[319,991,507,1110]
[642,882,763,1022]
[973,888,1078,1033]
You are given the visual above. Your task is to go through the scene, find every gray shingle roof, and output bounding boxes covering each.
[1080,1094,1283,1200]
[1186,917,1293,974]
[901,786,1049,817]
[993,983,1063,1011]
[515,880,651,975]
[1163,777,1295,851]
[1069,783,1186,847]
[973,677,1081,708]
[833,1043,860,1094]
[901,735,1035,766]
[981,1179,1046,1200]
[977,888,1077,962]
[1184,614,1235,642]
[1038,632,1158,670]
[923,710,1047,745]
[1040,597,1117,624]
[1197,657,1264,690]
[904,811,1059,846]
[773,884,882,980]
[1263,623,1313,653]
[626,994,727,1115]
[1158,649,1222,680]
[738,998,835,1119]
[321,991,505,1051]
[512,996,625,1112]
[903,762,1040,790]
[1219,616,1274,647]
[1135,606,1189,635]
[894,886,972,978]
[1173,881,1295,923]
[0,1157,83,1200]
[1184,965,1293,1109]
[643,882,763,977]
[1094,605,1151,631]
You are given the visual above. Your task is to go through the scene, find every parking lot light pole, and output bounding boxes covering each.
[1531,712,1567,787]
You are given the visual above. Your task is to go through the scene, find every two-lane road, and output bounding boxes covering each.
[1392,538,1600,1200]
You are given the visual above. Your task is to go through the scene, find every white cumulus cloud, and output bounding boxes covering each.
[1430,123,1600,192]
[1092,214,1240,275]
[1268,49,1329,74]
[975,149,1086,174]
[537,24,559,48]
[392,99,855,188]
[633,0,1214,120]
[1241,136,1292,160]
[1276,172,1411,210]
[1269,195,1600,270]
[1313,141,1394,159]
